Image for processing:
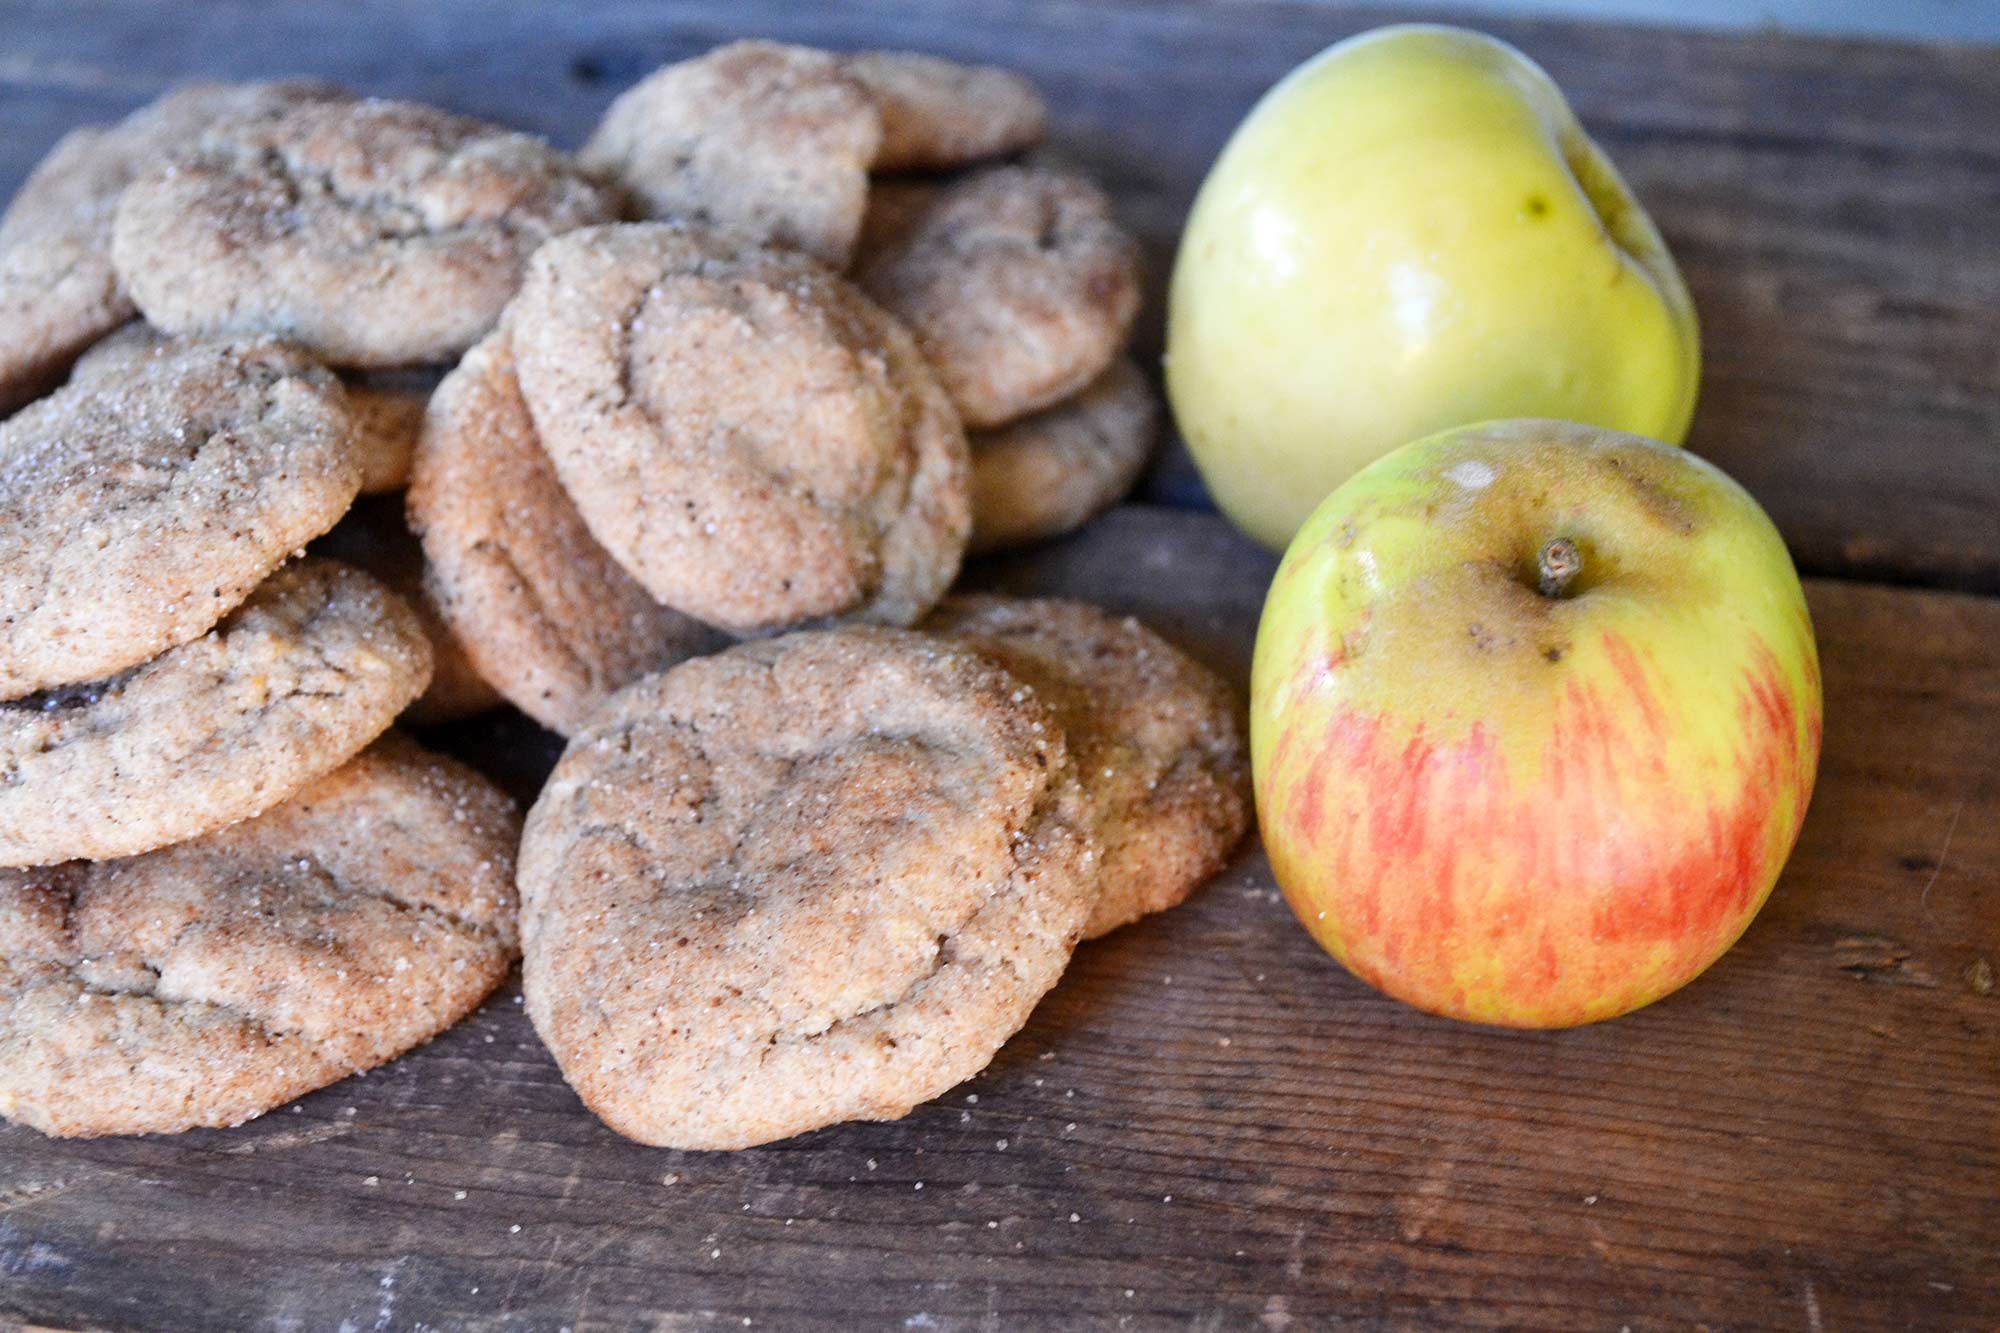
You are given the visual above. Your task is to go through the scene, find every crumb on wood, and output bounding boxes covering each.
[1965,956,1994,995]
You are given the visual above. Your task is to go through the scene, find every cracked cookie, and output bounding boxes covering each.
[111,97,618,366]
[968,356,1156,554]
[510,223,969,633]
[0,79,348,414]
[310,496,503,727]
[408,330,727,735]
[840,51,1046,172]
[856,165,1142,428]
[75,325,435,496]
[0,332,360,700]
[580,41,882,267]
[0,732,518,1138]
[928,595,1249,937]
[0,558,431,867]
[519,627,1095,1149]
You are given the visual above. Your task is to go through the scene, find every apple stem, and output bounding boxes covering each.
[1538,538,1582,598]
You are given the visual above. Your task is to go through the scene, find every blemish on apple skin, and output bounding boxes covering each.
[1444,459,1495,491]
[1598,452,1699,536]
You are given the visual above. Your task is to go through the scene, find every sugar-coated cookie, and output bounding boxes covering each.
[0,559,431,867]
[310,496,503,727]
[343,366,443,494]
[510,223,969,633]
[0,80,348,412]
[929,595,1249,937]
[519,627,1095,1149]
[857,165,1141,428]
[581,41,881,267]
[969,357,1156,553]
[113,98,618,366]
[0,734,518,1138]
[840,51,1046,172]
[408,330,728,734]
[0,332,359,699]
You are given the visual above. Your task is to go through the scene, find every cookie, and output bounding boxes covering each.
[0,217,133,416]
[0,80,348,413]
[74,328,435,496]
[510,223,969,633]
[519,627,1095,1149]
[0,82,349,245]
[928,595,1249,937]
[310,496,503,727]
[968,356,1157,553]
[408,330,728,735]
[840,51,1046,172]
[0,332,361,700]
[857,165,1142,428]
[112,97,618,367]
[0,733,518,1138]
[581,41,881,267]
[344,366,442,494]
[0,558,431,868]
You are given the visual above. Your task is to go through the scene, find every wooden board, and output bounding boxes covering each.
[2,507,1995,1331]
[0,0,1996,593]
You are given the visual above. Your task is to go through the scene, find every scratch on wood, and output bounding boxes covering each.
[0,1220,74,1279]
[1918,800,1965,920]
[0,1176,96,1214]
[1398,1155,1456,1243]
[496,1228,565,1316]
[221,1121,355,1154]
[1831,935,1939,987]
[369,1255,408,1333]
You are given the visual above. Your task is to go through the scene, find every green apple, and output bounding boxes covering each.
[1167,24,1701,550]
[1251,420,1821,1027]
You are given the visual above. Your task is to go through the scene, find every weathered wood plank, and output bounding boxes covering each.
[0,0,1995,591]
[2,506,1994,1331]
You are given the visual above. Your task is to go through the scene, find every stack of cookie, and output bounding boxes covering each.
[409,40,1161,735]
[0,331,525,1135]
[855,168,1155,555]
[520,599,1250,1150]
[580,41,1157,556]
[472,44,1239,1149]
[0,41,1243,1146]
[0,80,630,1135]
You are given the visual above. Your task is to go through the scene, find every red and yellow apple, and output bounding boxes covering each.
[1251,420,1821,1027]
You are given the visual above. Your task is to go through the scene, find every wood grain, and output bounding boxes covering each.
[0,0,1995,590]
[2,507,1994,1332]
